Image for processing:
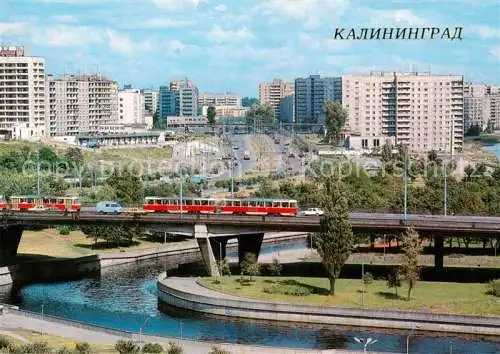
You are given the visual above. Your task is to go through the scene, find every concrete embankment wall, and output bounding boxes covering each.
[0,233,307,286]
[157,275,500,336]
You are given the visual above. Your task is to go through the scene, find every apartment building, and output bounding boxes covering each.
[141,89,158,116]
[342,72,463,153]
[158,79,198,120]
[47,74,119,136]
[119,88,145,125]
[259,79,294,121]
[198,92,242,108]
[0,46,46,139]
[201,105,247,118]
[294,75,342,124]
[463,83,499,130]
[279,94,294,123]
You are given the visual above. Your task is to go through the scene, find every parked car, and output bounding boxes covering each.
[96,201,123,214]
[302,208,324,216]
[28,205,47,212]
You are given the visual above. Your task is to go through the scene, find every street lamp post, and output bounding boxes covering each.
[36,145,40,197]
[404,153,408,223]
[354,337,378,353]
[139,315,156,346]
[444,160,448,216]
[406,325,416,354]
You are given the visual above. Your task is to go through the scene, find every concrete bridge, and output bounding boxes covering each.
[1,211,499,275]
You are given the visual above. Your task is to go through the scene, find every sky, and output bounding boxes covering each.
[0,0,499,97]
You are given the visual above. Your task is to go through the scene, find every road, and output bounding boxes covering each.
[7,212,500,236]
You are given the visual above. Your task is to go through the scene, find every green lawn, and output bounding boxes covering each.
[16,228,185,260]
[199,276,500,316]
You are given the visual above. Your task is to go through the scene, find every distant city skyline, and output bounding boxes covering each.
[0,0,499,96]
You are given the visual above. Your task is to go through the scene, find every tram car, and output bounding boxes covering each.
[2,196,81,212]
[143,197,298,216]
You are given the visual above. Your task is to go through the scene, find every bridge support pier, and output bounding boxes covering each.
[238,233,264,266]
[434,235,444,269]
[195,224,220,277]
[0,225,23,266]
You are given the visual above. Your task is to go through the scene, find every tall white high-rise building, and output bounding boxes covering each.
[141,89,158,116]
[0,46,46,139]
[119,88,145,125]
[47,74,119,136]
[342,72,463,153]
[463,83,499,130]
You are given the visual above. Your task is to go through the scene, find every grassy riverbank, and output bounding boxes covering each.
[200,276,500,316]
[16,228,185,260]
[3,330,115,353]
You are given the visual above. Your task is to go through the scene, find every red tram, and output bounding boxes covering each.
[143,197,298,216]
[0,196,81,212]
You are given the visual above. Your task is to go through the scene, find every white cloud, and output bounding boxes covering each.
[214,4,227,12]
[253,0,350,29]
[153,0,206,10]
[106,30,152,54]
[140,18,194,28]
[0,22,27,35]
[52,15,78,23]
[489,46,500,60]
[32,25,102,47]
[470,25,500,39]
[164,39,202,57]
[206,25,255,44]
[298,32,351,51]
[374,9,429,26]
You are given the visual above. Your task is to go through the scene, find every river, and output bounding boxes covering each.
[482,142,500,159]
[0,241,498,353]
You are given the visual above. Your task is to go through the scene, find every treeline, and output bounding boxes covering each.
[255,154,500,216]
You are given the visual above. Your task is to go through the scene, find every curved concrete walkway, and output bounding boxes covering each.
[0,308,369,354]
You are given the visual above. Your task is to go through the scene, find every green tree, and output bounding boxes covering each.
[242,97,259,107]
[387,267,403,297]
[218,257,231,276]
[381,141,393,163]
[207,106,216,125]
[106,167,143,205]
[240,252,261,280]
[323,101,347,146]
[268,257,282,276]
[400,227,423,301]
[313,176,354,295]
[246,103,275,126]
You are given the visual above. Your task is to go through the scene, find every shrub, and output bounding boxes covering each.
[218,257,231,276]
[240,253,260,280]
[209,345,230,354]
[387,268,403,296]
[165,342,183,354]
[263,284,311,296]
[56,347,73,354]
[363,272,373,285]
[267,258,282,276]
[74,341,91,354]
[0,335,11,350]
[114,340,139,354]
[15,342,51,353]
[58,225,73,235]
[142,343,163,353]
[488,279,500,297]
